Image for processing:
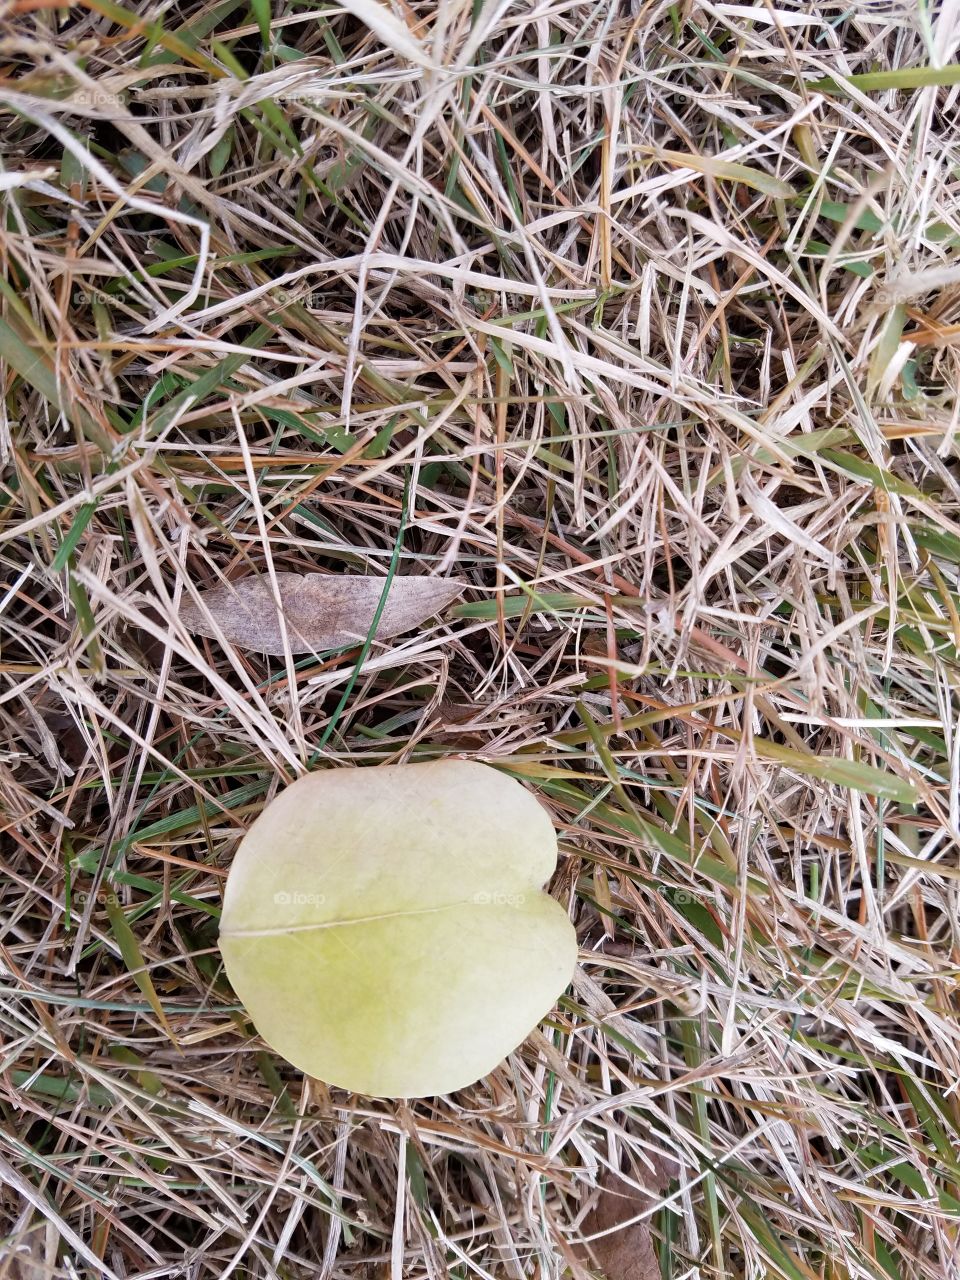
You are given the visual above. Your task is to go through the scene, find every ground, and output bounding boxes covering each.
[2,2,960,1278]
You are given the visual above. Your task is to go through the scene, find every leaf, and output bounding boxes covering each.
[636,145,795,198]
[0,312,63,408]
[180,572,466,656]
[334,0,432,68]
[104,891,178,1043]
[249,0,271,50]
[208,125,234,177]
[218,761,577,1097]
[576,1160,672,1280]
[753,741,917,805]
[811,63,960,94]
[452,591,599,619]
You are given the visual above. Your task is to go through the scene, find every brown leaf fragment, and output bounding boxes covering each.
[576,1158,672,1280]
[179,572,466,656]
[435,699,487,749]
[437,698,486,726]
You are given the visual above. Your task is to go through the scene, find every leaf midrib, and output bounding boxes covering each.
[219,897,525,939]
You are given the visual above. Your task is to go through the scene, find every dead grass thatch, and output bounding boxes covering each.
[2,1,960,1277]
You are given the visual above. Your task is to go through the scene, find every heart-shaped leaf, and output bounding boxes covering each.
[180,572,465,655]
[218,760,577,1097]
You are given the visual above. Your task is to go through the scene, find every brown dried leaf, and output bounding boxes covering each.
[437,698,485,726]
[435,698,487,748]
[576,1158,672,1280]
[179,573,465,656]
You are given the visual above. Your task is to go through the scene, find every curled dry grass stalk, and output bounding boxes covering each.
[1,0,960,1276]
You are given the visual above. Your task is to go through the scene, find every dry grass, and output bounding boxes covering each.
[2,0,960,1276]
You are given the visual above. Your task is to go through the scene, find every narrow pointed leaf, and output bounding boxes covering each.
[180,573,465,655]
[104,893,177,1042]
